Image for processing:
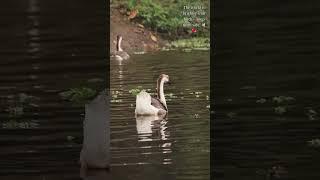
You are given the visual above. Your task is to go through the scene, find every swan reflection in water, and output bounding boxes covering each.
[135,114,172,158]
[80,169,110,180]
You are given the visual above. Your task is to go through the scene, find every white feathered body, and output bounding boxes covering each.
[135,91,161,115]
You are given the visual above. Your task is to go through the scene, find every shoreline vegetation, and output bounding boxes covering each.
[110,0,210,52]
[51,0,211,108]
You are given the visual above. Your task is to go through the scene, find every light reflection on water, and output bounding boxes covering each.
[27,0,41,56]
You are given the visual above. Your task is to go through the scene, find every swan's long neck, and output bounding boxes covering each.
[117,37,123,52]
[157,78,167,108]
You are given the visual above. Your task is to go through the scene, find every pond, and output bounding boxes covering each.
[0,48,209,180]
[214,57,320,179]
[0,1,210,179]
[110,51,210,180]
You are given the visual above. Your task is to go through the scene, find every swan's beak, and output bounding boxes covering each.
[167,81,171,85]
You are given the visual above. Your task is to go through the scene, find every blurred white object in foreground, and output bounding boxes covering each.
[80,90,110,170]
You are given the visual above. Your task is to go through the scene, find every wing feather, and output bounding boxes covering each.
[151,97,167,111]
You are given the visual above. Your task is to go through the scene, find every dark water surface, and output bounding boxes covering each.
[214,1,320,179]
[110,51,210,180]
[0,0,107,179]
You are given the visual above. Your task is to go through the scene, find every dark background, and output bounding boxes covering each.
[213,0,320,179]
[0,0,108,178]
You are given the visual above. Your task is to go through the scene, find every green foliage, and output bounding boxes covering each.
[127,0,137,9]
[129,88,143,96]
[169,37,210,49]
[135,0,172,31]
[59,87,97,105]
[274,106,287,115]
[128,86,148,96]
[128,86,156,96]
[118,0,210,36]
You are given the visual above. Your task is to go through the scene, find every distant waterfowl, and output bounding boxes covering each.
[111,35,130,60]
[135,74,170,116]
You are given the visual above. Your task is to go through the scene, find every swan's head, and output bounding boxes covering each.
[159,74,169,83]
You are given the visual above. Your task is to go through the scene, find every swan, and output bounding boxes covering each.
[135,74,170,116]
[111,35,130,60]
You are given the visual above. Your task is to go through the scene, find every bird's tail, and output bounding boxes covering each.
[135,90,157,115]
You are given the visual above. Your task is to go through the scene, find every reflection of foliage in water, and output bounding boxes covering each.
[271,96,295,115]
[6,93,31,117]
[306,108,318,121]
[226,92,319,120]
[8,106,24,118]
[2,119,38,129]
[274,106,287,115]
[227,112,237,119]
[308,139,320,148]
[2,93,39,129]
[256,98,267,104]
[272,96,295,104]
